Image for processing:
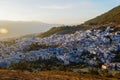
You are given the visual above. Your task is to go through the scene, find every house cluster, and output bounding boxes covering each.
[0,26,120,70]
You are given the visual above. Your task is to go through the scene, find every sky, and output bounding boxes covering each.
[0,0,120,24]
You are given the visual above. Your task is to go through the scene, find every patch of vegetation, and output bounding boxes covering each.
[8,57,60,71]
[100,69,113,77]
[113,27,120,32]
[24,42,59,51]
[88,68,99,75]
[8,57,88,72]
[113,72,120,79]
[112,51,120,62]
[38,25,91,38]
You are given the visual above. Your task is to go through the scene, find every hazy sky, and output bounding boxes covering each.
[0,0,119,24]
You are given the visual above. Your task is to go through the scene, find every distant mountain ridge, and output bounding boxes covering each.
[0,21,59,39]
[84,5,120,25]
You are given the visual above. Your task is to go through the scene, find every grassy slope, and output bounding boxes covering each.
[85,5,120,25]
[38,25,91,38]
[0,70,117,80]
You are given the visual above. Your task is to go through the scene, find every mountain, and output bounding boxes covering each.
[0,21,59,39]
[38,5,120,38]
[84,5,120,25]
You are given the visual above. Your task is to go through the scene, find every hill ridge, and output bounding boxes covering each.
[84,5,120,25]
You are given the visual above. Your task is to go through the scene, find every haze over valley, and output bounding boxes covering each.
[0,21,59,39]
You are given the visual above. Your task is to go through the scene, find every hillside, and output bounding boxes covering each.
[84,5,120,25]
[38,25,91,38]
[38,5,120,38]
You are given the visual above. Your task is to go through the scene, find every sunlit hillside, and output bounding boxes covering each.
[85,5,120,25]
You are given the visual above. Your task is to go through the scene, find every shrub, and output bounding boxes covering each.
[99,69,113,77]
[9,61,31,71]
[88,68,99,75]
[113,72,120,79]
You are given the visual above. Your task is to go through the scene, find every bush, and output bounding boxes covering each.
[99,69,113,77]
[113,72,120,79]
[88,68,99,75]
